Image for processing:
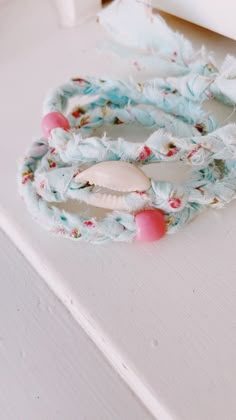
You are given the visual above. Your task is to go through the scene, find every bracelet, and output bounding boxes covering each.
[17,3,236,244]
[98,0,236,107]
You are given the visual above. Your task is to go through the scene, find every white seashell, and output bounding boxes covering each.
[75,161,151,211]
[75,161,150,191]
[83,192,129,211]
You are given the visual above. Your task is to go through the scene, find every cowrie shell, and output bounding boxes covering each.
[75,161,151,210]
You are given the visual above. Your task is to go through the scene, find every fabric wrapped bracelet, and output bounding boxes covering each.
[17,6,236,244]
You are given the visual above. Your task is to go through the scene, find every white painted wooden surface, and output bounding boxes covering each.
[52,0,236,39]
[53,0,100,27]
[0,229,152,420]
[1,1,236,419]
[153,0,236,40]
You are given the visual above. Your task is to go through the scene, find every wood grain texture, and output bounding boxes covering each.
[1,1,236,419]
[0,229,152,420]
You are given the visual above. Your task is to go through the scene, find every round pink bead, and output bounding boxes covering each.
[135,209,166,242]
[42,112,70,138]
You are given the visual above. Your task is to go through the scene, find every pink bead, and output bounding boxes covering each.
[42,112,70,139]
[135,209,166,242]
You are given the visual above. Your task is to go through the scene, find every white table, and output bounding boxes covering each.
[1,1,236,419]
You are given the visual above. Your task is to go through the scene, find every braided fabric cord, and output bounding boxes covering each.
[18,0,236,243]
